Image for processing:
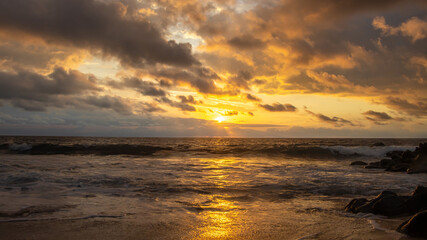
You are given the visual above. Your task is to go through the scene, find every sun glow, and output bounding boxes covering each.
[215,116,226,123]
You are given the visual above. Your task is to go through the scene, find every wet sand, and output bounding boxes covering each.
[0,206,409,240]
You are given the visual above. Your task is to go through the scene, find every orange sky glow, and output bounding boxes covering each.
[0,0,426,137]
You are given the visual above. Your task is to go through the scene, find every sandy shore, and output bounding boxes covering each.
[0,210,411,240]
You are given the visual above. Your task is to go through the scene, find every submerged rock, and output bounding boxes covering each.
[344,186,427,217]
[350,161,367,166]
[371,142,386,147]
[397,210,427,238]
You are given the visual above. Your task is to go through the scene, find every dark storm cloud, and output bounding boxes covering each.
[0,67,99,102]
[306,110,355,127]
[82,95,133,115]
[0,0,198,67]
[259,103,297,112]
[109,78,167,97]
[0,67,163,114]
[228,35,265,50]
[277,0,426,21]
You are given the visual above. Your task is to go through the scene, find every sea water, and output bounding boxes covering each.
[0,137,426,239]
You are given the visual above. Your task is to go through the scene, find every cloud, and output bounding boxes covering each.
[177,95,202,104]
[259,103,297,112]
[222,110,239,116]
[373,16,427,42]
[275,0,424,22]
[363,110,392,120]
[228,35,265,50]
[0,67,99,103]
[228,70,253,89]
[151,66,238,95]
[306,109,355,127]
[0,67,165,114]
[0,36,86,72]
[384,97,427,116]
[245,93,261,102]
[0,0,198,67]
[81,95,133,115]
[109,78,167,97]
[158,94,204,112]
[158,97,196,112]
[363,110,393,125]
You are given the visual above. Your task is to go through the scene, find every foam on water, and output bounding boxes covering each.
[322,145,417,157]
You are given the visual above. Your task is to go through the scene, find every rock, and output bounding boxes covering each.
[371,142,386,147]
[362,143,427,174]
[350,161,367,166]
[407,152,427,174]
[386,163,410,172]
[417,143,427,154]
[364,161,382,169]
[345,186,426,217]
[397,210,427,238]
[345,198,368,213]
[402,150,417,160]
[380,159,396,168]
[386,150,404,159]
[405,186,427,214]
[371,194,407,216]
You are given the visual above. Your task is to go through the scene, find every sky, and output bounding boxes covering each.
[0,0,426,137]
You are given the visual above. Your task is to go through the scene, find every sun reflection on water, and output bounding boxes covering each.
[193,195,243,239]
[191,157,245,239]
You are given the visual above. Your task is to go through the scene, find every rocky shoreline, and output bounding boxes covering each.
[347,142,427,238]
[351,143,427,174]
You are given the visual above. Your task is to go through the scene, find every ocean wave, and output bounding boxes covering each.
[320,145,416,157]
[4,143,172,156]
[8,143,32,151]
[1,142,417,158]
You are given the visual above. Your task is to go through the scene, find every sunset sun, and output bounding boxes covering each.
[215,116,226,123]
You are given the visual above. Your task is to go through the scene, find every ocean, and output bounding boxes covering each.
[0,137,426,239]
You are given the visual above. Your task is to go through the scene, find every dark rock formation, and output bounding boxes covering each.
[362,143,427,174]
[397,210,427,238]
[371,142,386,147]
[364,161,382,169]
[408,151,427,174]
[345,186,427,217]
[350,161,367,166]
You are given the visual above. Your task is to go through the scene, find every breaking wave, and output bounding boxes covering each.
[1,141,417,158]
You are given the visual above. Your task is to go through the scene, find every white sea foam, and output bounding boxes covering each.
[8,143,32,151]
[321,145,417,157]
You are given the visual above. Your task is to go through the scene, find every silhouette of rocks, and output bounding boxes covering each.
[350,161,367,166]
[361,143,427,174]
[345,186,427,217]
[371,142,386,147]
[397,210,427,238]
